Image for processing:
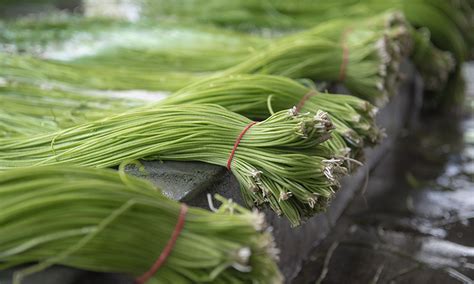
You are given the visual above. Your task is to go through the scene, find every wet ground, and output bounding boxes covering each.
[294,65,474,284]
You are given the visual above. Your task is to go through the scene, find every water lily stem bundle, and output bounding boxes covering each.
[0,104,344,225]
[0,52,201,91]
[147,0,473,60]
[0,166,281,284]
[219,12,411,104]
[0,12,411,103]
[163,75,381,161]
[0,79,140,136]
[0,74,381,165]
[145,0,469,91]
[410,27,455,90]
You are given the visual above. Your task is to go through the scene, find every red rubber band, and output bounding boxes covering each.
[135,204,188,284]
[338,28,352,82]
[295,90,318,113]
[226,121,257,170]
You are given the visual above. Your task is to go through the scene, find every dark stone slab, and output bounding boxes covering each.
[0,266,82,284]
[0,0,81,18]
[124,160,225,201]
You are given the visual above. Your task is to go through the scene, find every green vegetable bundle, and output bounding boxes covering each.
[0,15,126,54]
[146,0,473,61]
[144,0,467,92]
[0,52,203,91]
[0,74,381,166]
[0,79,140,137]
[0,166,281,284]
[0,15,260,69]
[0,12,411,103]
[220,12,412,104]
[0,104,345,225]
[0,17,261,90]
[163,75,381,162]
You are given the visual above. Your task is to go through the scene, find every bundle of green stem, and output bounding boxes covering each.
[163,75,381,161]
[221,12,412,104]
[0,15,124,54]
[145,0,464,91]
[0,18,261,90]
[146,0,473,62]
[0,52,205,91]
[0,166,282,284]
[0,12,411,103]
[0,104,346,225]
[0,79,140,137]
[0,74,381,164]
[0,15,261,66]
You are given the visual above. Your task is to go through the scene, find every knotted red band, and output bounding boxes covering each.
[135,204,188,284]
[338,28,353,82]
[226,121,257,170]
[295,90,318,113]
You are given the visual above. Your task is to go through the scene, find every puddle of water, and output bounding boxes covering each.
[294,64,474,283]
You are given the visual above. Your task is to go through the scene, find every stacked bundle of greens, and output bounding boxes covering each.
[0,11,411,104]
[409,28,455,90]
[146,0,473,60]
[0,104,346,225]
[144,0,467,93]
[0,52,205,91]
[0,79,140,137]
[3,1,466,281]
[0,75,381,166]
[220,12,412,104]
[0,17,262,90]
[0,166,281,284]
[0,15,128,55]
[0,14,263,66]
[163,75,382,162]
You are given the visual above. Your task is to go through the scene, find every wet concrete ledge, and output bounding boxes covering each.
[124,61,424,282]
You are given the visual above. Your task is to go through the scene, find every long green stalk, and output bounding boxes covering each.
[163,75,381,161]
[0,74,381,166]
[0,12,411,103]
[0,166,281,284]
[0,104,344,225]
[0,79,141,136]
[143,0,467,91]
[145,0,473,61]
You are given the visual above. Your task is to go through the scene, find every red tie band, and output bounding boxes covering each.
[135,204,188,284]
[226,121,257,170]
[338,28,353,82]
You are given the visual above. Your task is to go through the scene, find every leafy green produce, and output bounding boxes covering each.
[0,166,281,284]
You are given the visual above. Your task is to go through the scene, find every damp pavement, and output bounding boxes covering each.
[293,65,474,284]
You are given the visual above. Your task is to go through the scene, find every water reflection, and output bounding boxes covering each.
[295,63,474,284]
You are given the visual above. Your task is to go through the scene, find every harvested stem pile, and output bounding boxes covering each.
[221,12,411,104]
[163,74,382,161]
[147,0,473,60]
[0,74,381,165]
[0,166,281,284]
[145,0,469,91]
[0,12,411,103]
[0,79,139,136]
[0,52,202,91]
[0,104,345,225]
[410,28,455,90]
[0,16,261,70]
